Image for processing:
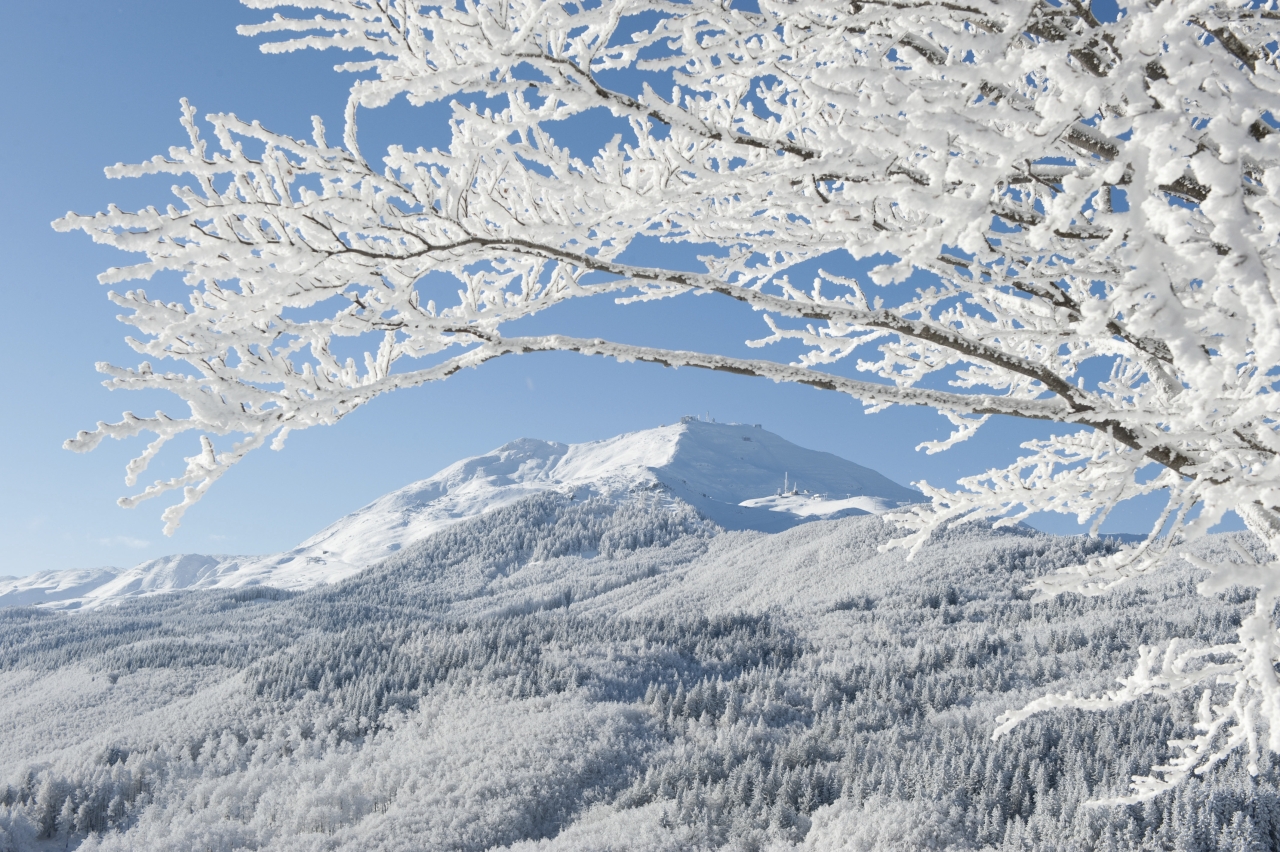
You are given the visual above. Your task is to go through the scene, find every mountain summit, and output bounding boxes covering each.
[0,421,917,610]
[297,418,918,568]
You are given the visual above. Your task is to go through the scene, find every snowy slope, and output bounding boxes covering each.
[0,496,1262,852]
[0,421,917,610]
[284,418,917,572]
[0,567,123,609]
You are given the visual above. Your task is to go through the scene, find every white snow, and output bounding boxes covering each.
[1,421,917,611]
[737,493,901,518]
[0,568,123,609]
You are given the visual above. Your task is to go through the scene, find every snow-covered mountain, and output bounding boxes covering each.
[0,432,1267,851]
[0,489,1268,851]
[0,420,917,611]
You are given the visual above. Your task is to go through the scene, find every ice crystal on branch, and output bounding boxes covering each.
[53,0,1280,797]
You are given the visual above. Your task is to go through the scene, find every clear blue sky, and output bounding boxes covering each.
[0,2,1233,577]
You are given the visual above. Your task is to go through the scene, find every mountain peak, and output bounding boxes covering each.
[655,419,917,509]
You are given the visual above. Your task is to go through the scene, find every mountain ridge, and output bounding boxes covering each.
[0,420,918,611]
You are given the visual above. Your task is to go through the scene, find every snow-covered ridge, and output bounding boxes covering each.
[1,421,917,611]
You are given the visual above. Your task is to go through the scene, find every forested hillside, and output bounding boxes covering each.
[0,495,1273,851]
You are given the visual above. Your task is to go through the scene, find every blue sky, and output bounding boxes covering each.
[0,2,1230,577]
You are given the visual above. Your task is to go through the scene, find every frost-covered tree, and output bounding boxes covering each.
[55,0,1280,798]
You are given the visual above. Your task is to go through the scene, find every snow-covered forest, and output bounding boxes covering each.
[1,493,1274,851]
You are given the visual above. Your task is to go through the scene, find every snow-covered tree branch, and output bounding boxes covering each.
[55,0,1280,798]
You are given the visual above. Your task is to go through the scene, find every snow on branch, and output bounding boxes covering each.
[59,0,1280,538]
[996,539,1280,803]
[54,0,1280,544]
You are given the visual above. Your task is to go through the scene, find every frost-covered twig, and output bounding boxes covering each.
[59,1,1280,549]
[995,543,1280,803]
